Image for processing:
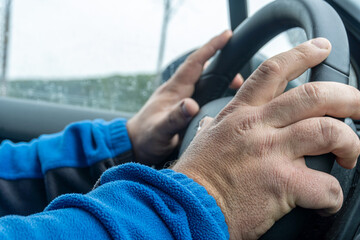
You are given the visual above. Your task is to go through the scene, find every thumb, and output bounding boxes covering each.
[158,98,199,137]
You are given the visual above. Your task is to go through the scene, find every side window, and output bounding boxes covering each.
[247,0,306,58]
[1,0,228,113]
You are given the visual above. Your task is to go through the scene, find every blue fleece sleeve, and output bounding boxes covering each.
[0,163,229,239]
[0,118,131,180]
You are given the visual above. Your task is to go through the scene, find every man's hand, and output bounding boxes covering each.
[127,30,243,165]
[172,38,360,239]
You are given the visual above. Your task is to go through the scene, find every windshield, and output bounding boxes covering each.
[0,0,357,113]
[0,0,228,113]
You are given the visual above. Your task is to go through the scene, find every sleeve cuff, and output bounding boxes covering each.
[105,118,132,158]
[161,168,229,239]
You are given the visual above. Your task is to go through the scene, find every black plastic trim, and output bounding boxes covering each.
[0,97,133,142]
[228,0,248,31]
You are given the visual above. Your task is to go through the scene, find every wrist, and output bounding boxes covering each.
[125,118,141,163]
[172,160,231,230]
[166,164,230,239]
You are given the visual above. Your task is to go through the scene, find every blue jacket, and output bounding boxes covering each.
[0,119,229,239]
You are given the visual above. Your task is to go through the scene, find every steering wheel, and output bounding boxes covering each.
[179,0,350,239]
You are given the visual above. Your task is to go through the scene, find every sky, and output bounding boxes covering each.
[5,0,293,80]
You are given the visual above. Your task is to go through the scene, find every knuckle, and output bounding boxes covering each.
[256,58,283,79]
[257,132,279,157]
[271,167,296,200]
[184,57,197,68]
[292,46,310,63]
[157,82,180,97]
[234,110,263,134]
[188,43,216,66]
[217,103,238,121]
[349,85,360,105]
[349,132,360,157]
[316,118,339,149]
[301,83,326,105]
[155,82,168,94]
[185,55,204,70]
[355,139,360,156]
[328,177,342,208]
[205,43,217,57]
[329,178,341,197]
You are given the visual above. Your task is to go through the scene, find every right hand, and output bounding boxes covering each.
[172,38,360,239]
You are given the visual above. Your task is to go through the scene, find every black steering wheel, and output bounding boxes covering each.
[179,0,350,239]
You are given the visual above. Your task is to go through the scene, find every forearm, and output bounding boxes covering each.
[0,118,133,216]
[0,163,228,239]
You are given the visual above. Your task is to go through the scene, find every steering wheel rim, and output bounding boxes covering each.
[191,0,349,108]
[179,0,350,239]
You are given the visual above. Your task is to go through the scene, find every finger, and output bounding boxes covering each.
[196,116,213,135]
[235,38,331,106]
[169,30,233,87]
[156,98,200,138]
[264,82,360,127]
[204,60,243,90]
[229,73,244,89]
[289,164,343,215]
[282,117,360,169]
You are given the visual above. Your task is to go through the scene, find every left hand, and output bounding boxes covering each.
[127,30,243,165]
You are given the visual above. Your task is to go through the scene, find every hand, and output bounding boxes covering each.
[172,38,360,239]
[127,30,243,165]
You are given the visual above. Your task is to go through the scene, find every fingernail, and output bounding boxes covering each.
[197,118,205,131]
[311,38,330,49]
[181,101,192,119]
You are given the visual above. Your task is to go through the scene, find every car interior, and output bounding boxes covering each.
[0,0,359,239]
